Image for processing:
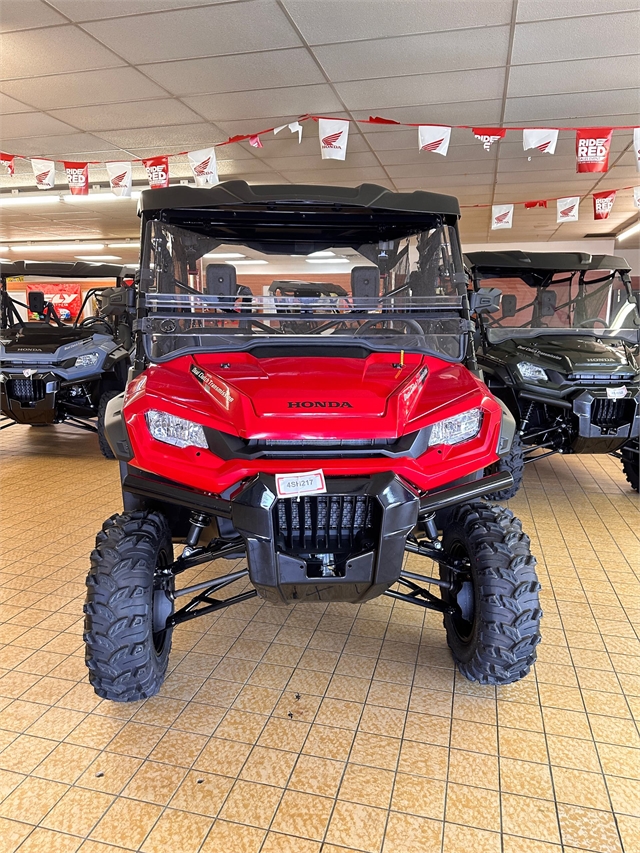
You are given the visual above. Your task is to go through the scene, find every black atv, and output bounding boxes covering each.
[466,251,640,497]
[0,261,135,457]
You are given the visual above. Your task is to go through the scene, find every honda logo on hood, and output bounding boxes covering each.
[288,401,353,408]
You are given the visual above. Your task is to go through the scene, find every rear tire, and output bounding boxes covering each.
[484,433,525,500]
[621,442,639,492]
[84,511,174,702]
[439,502,541,684]
[97,390,120,459]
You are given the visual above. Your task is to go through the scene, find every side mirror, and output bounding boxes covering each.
[28,290,45,315]
[502,294,518,318]
[541,289,557,317]
[470,287,502,314]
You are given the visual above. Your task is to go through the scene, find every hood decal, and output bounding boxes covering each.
[190,363,235,409]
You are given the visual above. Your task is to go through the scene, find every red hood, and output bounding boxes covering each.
[141,351,482,440]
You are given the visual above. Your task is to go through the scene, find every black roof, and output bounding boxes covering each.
[0,261,130,279]
[465,250,631,273]
[138,180,461,218]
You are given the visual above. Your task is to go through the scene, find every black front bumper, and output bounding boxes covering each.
[0,372,59,424]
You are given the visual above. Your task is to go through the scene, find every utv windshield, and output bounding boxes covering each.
[141,219,468,362]
[477,269,640,344]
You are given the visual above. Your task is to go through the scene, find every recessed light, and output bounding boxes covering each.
[203,252,245,259]
[11,243,105,252]
[76,255,122,261]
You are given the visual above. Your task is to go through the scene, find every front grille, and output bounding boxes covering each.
[274,494,375,553]
[568,373,636,384]
[6,378,46,403]
[591,398,636,429]
[257,439,392,449]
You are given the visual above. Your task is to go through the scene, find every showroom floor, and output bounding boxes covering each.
[0,425,638,853]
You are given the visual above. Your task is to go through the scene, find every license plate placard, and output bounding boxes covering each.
[275,469,327,499]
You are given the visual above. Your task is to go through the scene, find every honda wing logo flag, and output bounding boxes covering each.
[593,190,616,220]
[31,158,55,189]
[634,128,640,172]
[576,128,613,172]
[187,147,219,187]
[106,161,132,197]
[491,204,514,229]
[418,126,451,156]
[473,127,506,151]
[143,155,169,189]
[63,161,89,195]
[557,196,580,222]
[634,187,640,210]
[523,128,559,155]
[0,153,14,176]
[319,118,349,160]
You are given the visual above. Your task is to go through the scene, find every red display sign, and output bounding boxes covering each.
[26,282,83,322]
[143,155,169,189]
[593,189,616,220]
[64,161,89,195]
[576,128,613,173]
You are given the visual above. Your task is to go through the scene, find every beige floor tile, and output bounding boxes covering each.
[239,746,296,787]
[32,742,99,785]
[90,798,162,849]
[616,814,640,853]
[339,763,395,809]
[552,766,612,810]
[76,752,142,795]
[195,737,252,777]
[557,803,622,852]
[42,787,114,836]
[0,776,68,825]
[122,761,187,806]
[326,800,387,853]
[501,793,561,844]
[302,725,355,762]
[140,808,212,853]
[596,742,640,779]
[218,780,283,828]
[257,716,310,753]
[288,755,344,798]
[349,731,401,770]
[270,789,333,840]
[501,757,555,800]
[605,774,640,817]
[14,827,82,853]
[0,818,33,853]
[382,811,443,853]
[443,823,501,853]
[200,819,265,853]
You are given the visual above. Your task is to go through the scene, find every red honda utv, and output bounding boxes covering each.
[84,181,541,701]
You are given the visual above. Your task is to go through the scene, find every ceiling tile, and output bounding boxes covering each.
[282,166,388,183]
[0,0,68,32]
[335,67,505,112]
[48,99,205,132]
[351,99,504,126]
[0,25,125,79]
[511,12,640,64]
[81,1,301,64]
[205,111,351,137]
[385,161,495,179]
[183,83,341,122]
[283,0,513,44]
[49,0,239,19]
[1,112,78,140]
[504,88,640,122]
[95,123,229,150]
[0,67,168,110]
[517,0,640,22]
[0,133,120,157]
[0,92,35,113]
[508,55,638,98]
[312,27,511,81]
[264,151,380,171]
[141,48,324,96]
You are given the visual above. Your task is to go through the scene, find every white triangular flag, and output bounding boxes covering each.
[319,118,349,160]
[187,147,219,187]
[289,121,303,143]
[491,204,513,229]
[31,158,55,189]
[106,161,132,197]
[634,128,640,173]
[418,126,451,156]
[523,128,559,155]
[633,187,640,209]
[557,196,580,222]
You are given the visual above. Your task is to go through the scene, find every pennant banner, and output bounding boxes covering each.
[557,196,580,222]
[0,153,14,176]
[249,135,263,149]
[31,158,55,189]
[634,128,640,173]
[491,204,514,229]
[319,118,349,160]
[523,128,559,155]
[473,128,506,151]
[143,156,169,189]
[576,128,613,173]
[418,125,451,156]
[593,190,616,220]
[106,161,132,197]
[634,187,640,210]
[63,161,88,196]
[524,200,548,209]
[187,147,218,187]
[274,121,303,143]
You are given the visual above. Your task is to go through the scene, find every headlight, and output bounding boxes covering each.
[145,409,208,449]
[429,408,483,446]
[75,352,100,368]
[518,361,549,381]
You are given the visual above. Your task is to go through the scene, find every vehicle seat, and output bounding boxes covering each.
[351,266,379,299]
[205,263,237,298]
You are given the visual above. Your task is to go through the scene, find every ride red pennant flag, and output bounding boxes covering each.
[418,126,451,156]
[593,190,616,220]
[0,153,14,176]
[143,155,169,189]
[248,135,263,148]
[524,200,548,209]
[557,196,580,222]
[473,127,506,151]
[187,147,218,187]
[523,128,559,155]
[31,158,55,189]
[491,204,514,229]
[63,161,89,195]
[576,128,613,172]
[319,118,349,160]
[106,161,132,197]
[634,128,640,172]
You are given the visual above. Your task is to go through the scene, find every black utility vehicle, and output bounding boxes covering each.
[0,261,135,457]
[466,251,640,496]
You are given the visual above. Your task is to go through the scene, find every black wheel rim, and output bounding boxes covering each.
[447,541,476,643]
[152,550,173,654]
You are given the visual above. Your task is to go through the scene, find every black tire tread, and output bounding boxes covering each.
[442,501,542,685]
[84,510,173,702]
[97,390,120,459]
[621,444,639,492]
[484,433,525,501]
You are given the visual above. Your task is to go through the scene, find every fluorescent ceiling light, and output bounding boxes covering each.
[204,252,245,259]
[0,246,8,251]
[63,193,128,203]
[230,259,268,265]
[108,242,140,248]
[308,251,335,257]
[0,257,11,263]
[617,221,640,242]
[76,255,121,261]
[306,258,350,264]
[0,195,61,206]
[11,243,105,252]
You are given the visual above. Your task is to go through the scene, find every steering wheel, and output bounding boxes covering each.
[577,318,608,329]
[81,316,115,335]
[354,318,424,337]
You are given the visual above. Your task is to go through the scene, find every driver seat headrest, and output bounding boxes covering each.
[351,266,379,299]
[205,263,237,297]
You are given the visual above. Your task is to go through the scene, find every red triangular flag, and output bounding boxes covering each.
[524,200,548,209]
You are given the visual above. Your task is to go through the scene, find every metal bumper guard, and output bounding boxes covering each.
[231,472,419,604]
[0,372,59,425]
[572,388,640,442]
